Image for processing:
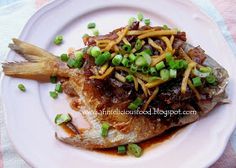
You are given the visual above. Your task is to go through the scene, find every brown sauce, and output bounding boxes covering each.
[61,123,78,137]
[95,126,184,156]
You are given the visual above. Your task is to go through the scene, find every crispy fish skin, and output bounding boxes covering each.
[2,39,229,149]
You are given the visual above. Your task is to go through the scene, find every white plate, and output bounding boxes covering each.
[1,0,236,167]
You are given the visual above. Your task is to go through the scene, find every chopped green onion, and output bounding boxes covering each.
[74,58,83,68]
[75,51,83,61]
[50,76,57,83]
[55,113,71,125]
[206,75,216,84]
[130,64,138,73]
[112,54,123,66]
[86,46,93,55]
[135,56,147,67]
[60,53,69,62]
[95,51,111,66]
[92,28,99,36]
[137,12,144,21]
[141,66,149,74]
[54,35,63,45]
[192,68,210,78]
[87,22,96,29]
[200,66,212,73]
[129,53,136,63]
[127,144,142,157]
[121,57,129,67]
[128,97,143,110]
[177,60,188,69]
[144,19,151,26]
[55,83,62,93]
[192,77,202,87]
[169,69,177,78]
[128,17,136,26]
[50,91,58,99]
[67,58,76,68]
[122,44,132,53]
[141,52,151,65]
[82,33,89,38]
[133,97,143,106]
[126,75,134,82]
[128,103,138,110]
[149,67,157,76]
[163,25,169,30]
[155,61,165,71]
[101,122,110,137]
[160,69,170,81]
[118,145,126,154]
[165,52,173,62]
[18,84,26,92]
[135,39,142,51]
[142,49,153,56]
[91,46,101,57]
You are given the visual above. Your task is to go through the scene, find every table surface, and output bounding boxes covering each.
[0,0,235,167]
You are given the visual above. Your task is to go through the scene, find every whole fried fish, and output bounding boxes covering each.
[2,24,229,150]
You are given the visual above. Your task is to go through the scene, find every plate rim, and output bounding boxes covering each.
[1,0,236,167]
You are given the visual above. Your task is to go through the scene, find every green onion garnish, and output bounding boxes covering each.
[87,22,96,29]
[54,35,63,45]
[112,54,123,66]
[169,69,177,78]
[160,69,170,81]
[155,61,165,71]
[92,28,99,36]
[149,67,157,76]
[118,145,126,154]
[75,51,83,60]
[60,53,69,62]
[128,103,138,110]
[95,51,111,66]
[127,144,142,157]
[163,25,169,30]
[165,52,173,62]
[137,12,144,21]
[122,44,132,53]
[141,66,149,74]
[128,17,136,26]
[18,84,26,92]
[91,46,101,58]
[74,59,83,68]
[129,53,136,63]
[192,77,202,87]
[128,97,143,110]
[126,75,134,82]
[86,46,93,55]
[121,57,129,67]
[144,19,150,26]
[50,76,57,83]
[135,39,142,51]
[135,57,148,67]
[206,75,216,84]
[200,66,212,73]
[50,91,58,99]
[55,83,62,93]
[55,113,71,125]
[130,64,138,73]
[101,122,110,137]
[67,58,76,68]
